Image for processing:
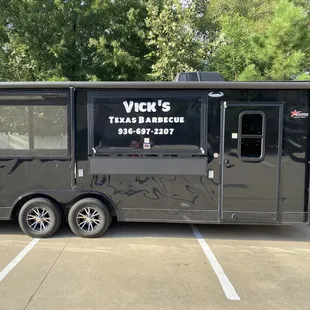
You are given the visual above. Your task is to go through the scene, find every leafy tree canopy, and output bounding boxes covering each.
[0,0,308,82]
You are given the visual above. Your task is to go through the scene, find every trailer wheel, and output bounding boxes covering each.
[68,198,111,238]
[18,198,62,238]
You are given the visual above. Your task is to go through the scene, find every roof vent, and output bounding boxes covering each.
[174,71,225,82]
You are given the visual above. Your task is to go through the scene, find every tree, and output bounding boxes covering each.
[206,0,310,81]
[0,0,309,82]
[0,0,151,81]
[87,0,152,81]
[145,0,207,81]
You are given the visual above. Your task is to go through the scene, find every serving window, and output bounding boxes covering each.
[88,91,207,155]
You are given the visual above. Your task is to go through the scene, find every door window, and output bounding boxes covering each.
[238,111,265,161]
[241,113,263,135]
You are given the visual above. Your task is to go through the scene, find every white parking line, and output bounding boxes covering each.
[0,238,40,282]
[190,225,240,301]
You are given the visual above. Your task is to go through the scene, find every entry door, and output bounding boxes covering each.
[220,102,283,223]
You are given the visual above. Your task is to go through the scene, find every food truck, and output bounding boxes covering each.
[0,72,309,238]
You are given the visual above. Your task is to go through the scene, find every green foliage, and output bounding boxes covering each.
[295,73,310,81]
[145,0,206,81]
[0,0,151,81]
[0,0,309,82]
[87,0,152,81]
[207,0,310,81]
[255,0,310,80]
[208,13,254,81]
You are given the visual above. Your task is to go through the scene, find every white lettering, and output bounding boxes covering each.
[139,102,147,112]
[162,101,170,112]
[147,101,157,112]
[123,101,134,113]
[111,115,184,124]
[135,102,139,112]
[123,100,171,113]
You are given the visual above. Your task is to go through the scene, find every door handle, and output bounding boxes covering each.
[224,159,231,168]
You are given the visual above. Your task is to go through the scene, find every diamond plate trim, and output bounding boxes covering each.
[121,209,308,224]
[222,211,277,222]
[0,208,12,220]
[282,212,308,223]
[122,208,219,223]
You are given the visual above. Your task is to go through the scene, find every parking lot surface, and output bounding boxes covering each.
[1,221,310,310]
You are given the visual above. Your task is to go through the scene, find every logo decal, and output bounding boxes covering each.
[290,110,309,119]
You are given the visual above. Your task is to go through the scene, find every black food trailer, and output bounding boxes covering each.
[0,72,309,238]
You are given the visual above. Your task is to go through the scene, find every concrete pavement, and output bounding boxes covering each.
[0,221,310,310]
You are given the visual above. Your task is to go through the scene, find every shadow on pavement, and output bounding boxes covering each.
[0,219,310,242]
[196,223,310,243]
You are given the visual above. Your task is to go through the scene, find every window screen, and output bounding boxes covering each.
[90,92,203,154]
[0,92,68,156]
[238,111,265,161]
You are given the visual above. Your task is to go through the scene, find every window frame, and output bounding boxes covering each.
[0,90,71,159]
[237,110,266,162]
[87,90,208,156]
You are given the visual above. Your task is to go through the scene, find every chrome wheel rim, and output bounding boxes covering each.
[76,207,101,232]
[26,207,51,231]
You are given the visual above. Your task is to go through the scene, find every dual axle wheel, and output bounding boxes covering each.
[18,197,111,238]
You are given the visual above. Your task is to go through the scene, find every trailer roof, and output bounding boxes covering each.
[0,81,309,89]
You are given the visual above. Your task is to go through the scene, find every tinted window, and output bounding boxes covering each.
[0,93,68,156]
[240,138,262,158]
[241,113,263,135]
[239,111,265,160]
[0,106,30,150]
[92,93,202,153]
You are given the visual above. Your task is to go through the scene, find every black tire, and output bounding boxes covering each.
[18,198,62,238]
[68,198,111,238]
